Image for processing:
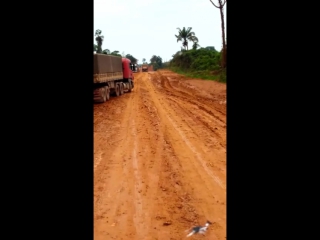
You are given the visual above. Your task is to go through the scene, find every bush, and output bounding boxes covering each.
[170,48,221,72]
[169,47,225,82]
[219,69,226,83]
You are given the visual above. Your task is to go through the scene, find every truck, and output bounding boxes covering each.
[94,53,135,103]
[142,64,148,72]
[132,63,138,73]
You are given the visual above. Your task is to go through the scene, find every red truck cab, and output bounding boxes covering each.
[122,58,134,81]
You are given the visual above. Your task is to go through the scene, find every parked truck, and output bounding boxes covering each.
[132,63,138,73]
[94,53,135,103]
[142,64,148,72]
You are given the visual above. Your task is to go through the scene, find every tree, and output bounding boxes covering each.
[150,55,163,70]
[95,29,104,53]
[142,58,146,64]
[192,42,201,50]
[125,54,138,64]
[205,46,217,52]
[209,0,227,68]
[110,50,121,57]
[93,44,98,52]
[102,49,110,55]
[175,27,199,50]
[170,48,221,71]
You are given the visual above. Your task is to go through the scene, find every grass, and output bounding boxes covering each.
[168,67,226,83]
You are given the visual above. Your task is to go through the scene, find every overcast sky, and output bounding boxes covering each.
[94,0,226,64]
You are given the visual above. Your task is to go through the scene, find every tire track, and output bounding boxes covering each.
[94,71,226,240]
[143,72,226,239]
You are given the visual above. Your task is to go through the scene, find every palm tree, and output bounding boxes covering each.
[95,29,104,53]
[175,27,198,50]
[192,41,200,50]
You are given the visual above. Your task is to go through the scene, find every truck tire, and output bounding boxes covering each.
[115,84,120,97]
[120,83,124,95]
[101,87,107,102]
[128,81,132,92]
[105,86,110,101]
[118,84,122,95]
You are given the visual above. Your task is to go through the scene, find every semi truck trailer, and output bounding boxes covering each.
[94,53,135,103]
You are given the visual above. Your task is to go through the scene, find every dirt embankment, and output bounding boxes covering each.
[94,70,226,240]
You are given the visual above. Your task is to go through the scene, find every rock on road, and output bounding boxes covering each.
[94,70,226,240]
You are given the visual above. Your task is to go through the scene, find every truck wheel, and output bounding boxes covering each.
[120,83,124,95]
[101,87,107,102]
[115,84,120,97]
[128,82,132,92]
[105,86,110,100]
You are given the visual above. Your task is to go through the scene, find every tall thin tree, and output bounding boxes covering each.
[209,0,227,68]
[95,29,104,54]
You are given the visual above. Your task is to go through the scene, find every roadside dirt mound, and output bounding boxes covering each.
[94,70,226,239]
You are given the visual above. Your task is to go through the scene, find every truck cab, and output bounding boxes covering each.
[122,58,134,81]
[142,64,148,72]
[132,64,138,72]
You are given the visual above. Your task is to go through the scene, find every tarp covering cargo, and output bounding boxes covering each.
[94,54,123,74]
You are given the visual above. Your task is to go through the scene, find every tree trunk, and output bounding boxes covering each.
[220,6,226,68]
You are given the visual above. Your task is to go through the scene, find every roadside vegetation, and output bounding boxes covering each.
[93,0,226,83]
[168,46,226,83]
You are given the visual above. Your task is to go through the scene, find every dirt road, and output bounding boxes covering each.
[94,70,226,240]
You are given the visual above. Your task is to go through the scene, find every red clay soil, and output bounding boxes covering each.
[94,69,226,240]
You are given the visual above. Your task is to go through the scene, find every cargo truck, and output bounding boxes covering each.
[133,63,138,73]
[142,64,148,72]
[94,53,135,103]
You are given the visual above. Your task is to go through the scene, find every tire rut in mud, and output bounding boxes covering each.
[142,72,226,240]
[94,71,226,240]
[155,71,226,125]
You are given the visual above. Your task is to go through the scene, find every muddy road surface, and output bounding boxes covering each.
[94,70,226,240]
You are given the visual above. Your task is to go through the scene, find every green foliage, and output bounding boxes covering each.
[162,61,170,68]
[95,29,104,53]
[205,46,217,52]
[126,54,138,64]
[175,27,199,50]
[170,48,220,71]
[169,47,225,83]
[102,49,110,55]
[150,55,163,71]
[219,68,226,83]
[110,50,121,57]
[192,42,200,50]
[191,54,220,71]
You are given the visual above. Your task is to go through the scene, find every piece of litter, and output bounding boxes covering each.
[163,221,172,226]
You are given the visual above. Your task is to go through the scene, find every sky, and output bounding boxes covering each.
[94,0,226,64]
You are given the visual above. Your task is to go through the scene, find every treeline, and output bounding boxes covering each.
[94,30,139,64]
[170,46,221,71]
[94,28,225,82]
[94,29,163,70]
[167,46,226,82]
